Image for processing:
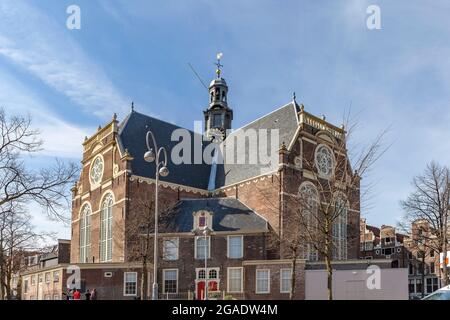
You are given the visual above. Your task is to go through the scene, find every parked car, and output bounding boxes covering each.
[422,285,450,300]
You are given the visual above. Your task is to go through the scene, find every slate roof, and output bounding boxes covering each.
[117,101,300,190]
[118,111,212,190]
[215,102,300,187]
[162,198,268,233]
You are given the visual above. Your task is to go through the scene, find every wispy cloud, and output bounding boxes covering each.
[0,1,130,119]
[0,66,90,158]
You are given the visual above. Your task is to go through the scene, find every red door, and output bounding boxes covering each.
[196,281,205,300]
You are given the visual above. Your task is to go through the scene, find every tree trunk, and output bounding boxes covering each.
[325,255,333,300]
[290,257,296,300]
[141,256,148,300]
[442,242,448,286]
[421,252,425,298]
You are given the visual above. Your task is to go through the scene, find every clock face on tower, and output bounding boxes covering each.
[315,145,334,177]
[90,155,104,186]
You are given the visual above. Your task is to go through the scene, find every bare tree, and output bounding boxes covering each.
[127,193,174,300]
[400,162,450,287]
[259,112,388,300]
[0,108,79,221]
[0,201,53,299]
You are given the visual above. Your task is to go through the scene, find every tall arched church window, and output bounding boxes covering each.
[100,193,114,262]
[332,196,348,260]
[79,204,92,263]
[298,182,319,261]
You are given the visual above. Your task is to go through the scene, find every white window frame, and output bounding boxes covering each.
[256,269,270,294]
[45,272,51,283]
[227,267,243,293]
[123,272,138,296]
[227,235,243,259]
[79,203,92,263]
[195,236,211,260]
[100,192,114,262]
[162,269,178,294]
[23,278,29,294]
[280,268,292,293]
[163,238,179,261]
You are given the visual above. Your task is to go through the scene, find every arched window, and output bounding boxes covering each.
[298,182,319,261]
[100,193,114,262]
[79,204,92,263]
[198,270,206,279]
[332,196,348,260]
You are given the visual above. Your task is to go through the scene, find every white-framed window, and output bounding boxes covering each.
[195,236,210,260]
[163,269,178,294]
[79,203,92,263]
[123,272,137,296]
[332,196,347,260]
[163,238,179,261]
[38,274,43,283]
[89,155,104,186]
[426,277,439,293]
[227,235,243,259]
[45,272,50,283]
[100,193,114,262]
[23,279,29,293]
[298,182,319,261]
[227,267,243,293]
[314,144,334,178]
[31,275,36,286]
[53,271,60,282]
[280,269,292,293]
[256,269,270,294]
[193,210,213,231]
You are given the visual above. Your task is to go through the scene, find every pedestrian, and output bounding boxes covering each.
[90,288,97,300]
[73,289,81,300]
[85,289,91,300]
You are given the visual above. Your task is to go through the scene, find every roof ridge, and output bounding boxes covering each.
[127,109,204,137]
[224,101,295,139]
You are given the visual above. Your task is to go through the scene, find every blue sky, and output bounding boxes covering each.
[1,0,450,238]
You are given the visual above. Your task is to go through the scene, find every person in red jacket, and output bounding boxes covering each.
[73,289,81,300]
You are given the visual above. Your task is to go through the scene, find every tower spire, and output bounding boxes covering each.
[215,52,223,78]
[204,52,233,138]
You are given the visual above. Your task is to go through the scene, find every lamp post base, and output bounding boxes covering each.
[152,282,158,300]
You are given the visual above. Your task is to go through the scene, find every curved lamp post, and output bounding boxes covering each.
[144,130,169,300]
[202,226,211,300]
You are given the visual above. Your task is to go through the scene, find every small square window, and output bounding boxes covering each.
[124,272,137,296]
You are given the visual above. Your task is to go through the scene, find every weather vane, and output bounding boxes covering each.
[215,52,223,78]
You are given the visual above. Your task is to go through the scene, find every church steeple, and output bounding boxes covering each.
[204,52,233,139]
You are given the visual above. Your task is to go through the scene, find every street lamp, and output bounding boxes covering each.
[144,130,169,300]
[201,225,211,300]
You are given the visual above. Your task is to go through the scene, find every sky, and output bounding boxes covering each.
[0,0,450,239]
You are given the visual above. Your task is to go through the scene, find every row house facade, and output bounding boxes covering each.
[360,218,440,299]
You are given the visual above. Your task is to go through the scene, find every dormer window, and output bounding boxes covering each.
[199,214,206,228]
[193,210,213,231]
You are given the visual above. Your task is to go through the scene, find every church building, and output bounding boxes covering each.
[68,57,362,300]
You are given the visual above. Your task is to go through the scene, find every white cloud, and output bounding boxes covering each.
[0,1,130,119]
[0,66,90,158]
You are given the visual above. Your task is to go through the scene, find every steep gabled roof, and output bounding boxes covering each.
[162,198,268,233]
[118,111,212,190]
[215,102,300,187]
